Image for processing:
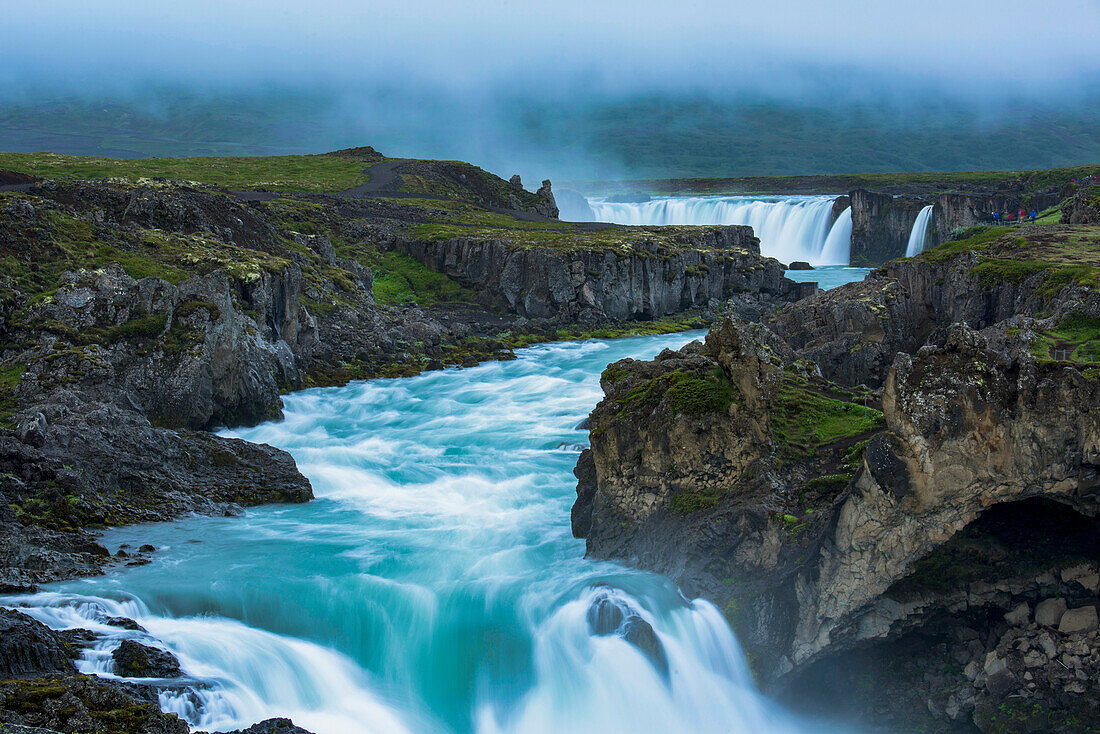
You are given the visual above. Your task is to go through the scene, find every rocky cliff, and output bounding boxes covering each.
[847,187,1065,265]
[573,221,1100,731]
[395,225,806,321]
[773,223,1100,388]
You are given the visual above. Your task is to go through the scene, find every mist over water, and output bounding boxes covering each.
[1,332,863,734]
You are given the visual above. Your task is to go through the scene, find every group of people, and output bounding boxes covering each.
[991,208,1037,225]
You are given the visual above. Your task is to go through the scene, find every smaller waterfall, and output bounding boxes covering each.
[905,205,935,257]
[819,207,852,265]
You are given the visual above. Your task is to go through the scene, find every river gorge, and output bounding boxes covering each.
[2,332,854,734]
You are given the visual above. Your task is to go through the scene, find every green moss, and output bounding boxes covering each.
[556,313,705,341]
[612,367,736,421]
[601,364,630,385]
[920,225,1005,263]
[969,257,1053,284]
[770,380,884,461]
[666,367,735,414]
[0,361,27,428]
[175,300,221,320]
[802,473,853,494]
[108,313,168,340]
[1036,264,1099,297]
[368,251,474,305]
[671,486,726,515]
[841,439,870,469]
[777,512,809,538]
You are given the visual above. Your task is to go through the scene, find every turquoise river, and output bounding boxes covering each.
[3,331,855,734]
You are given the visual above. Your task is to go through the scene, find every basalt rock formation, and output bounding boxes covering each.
[848,189,929,266]
[773,224,1100,389]
[574,221,1100,730]
[847,187,1064,266]
[395,225,804,321]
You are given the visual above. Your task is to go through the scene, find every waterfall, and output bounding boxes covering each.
[819,207,852,265]
[587,196,851,266]
[905,205,935,257]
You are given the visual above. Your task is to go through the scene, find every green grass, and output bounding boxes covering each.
[0,361,26,427]
[666,367,736,413]
[969,257,1054,284]
[560,314,704,342]
[919,223,1100,298]
[587,164,1100,197]
[367,251,474,306]
[613,367,738,422]
[919,225,1004,263]
[671,487,726,515]
[0,150,380,192]
[770,380,884,461]
[1029,312,1100,363]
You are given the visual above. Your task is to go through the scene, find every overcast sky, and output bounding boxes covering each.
[3,0,1099,100]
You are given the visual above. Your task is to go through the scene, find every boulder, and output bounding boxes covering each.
[535,179,559,219]
[1003,602,1030,626]
[787,261,814,270]
[111,639,183,678]
[0,608,77,678]
[1035,598,1068,628]
[621,615,670,680]
[223,719,316,734]
[1058,606,1099,635]
[15,412,47,448]
[985,668,1016,696]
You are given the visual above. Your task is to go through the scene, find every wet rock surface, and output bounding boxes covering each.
[111,640,183,679]
[574,218,1100,730]
[0,609,77,679]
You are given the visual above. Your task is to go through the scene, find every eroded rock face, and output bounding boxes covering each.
[0,608,78,678]
[574,318,886,670]
[0,674,189,734]
[773,253,1099,388]
[0,394,312,589]
[396,227,798,321]
[789,325,1100,670]
[848,189,929,266]
[18,263,318,430]
[574,316,1100,699]
[1061,184,1100,224]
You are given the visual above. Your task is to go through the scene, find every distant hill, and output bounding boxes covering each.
[1,88,1097,180]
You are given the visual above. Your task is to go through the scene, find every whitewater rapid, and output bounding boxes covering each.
[3,333,857,734]
[586,195,851,266]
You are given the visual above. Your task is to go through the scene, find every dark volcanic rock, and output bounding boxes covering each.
[787,261,814,270]
[0,675,188,734]
[848,188,929,265]
[111,640,183,678]
[0,395,312,588]
[773,248,1099,388]
[396,226,799,321]
[1062,183,1100,224]
[216,719,316,734]
[585,588,670,679]
[0,608,77,678]
[574,309,1100,704]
